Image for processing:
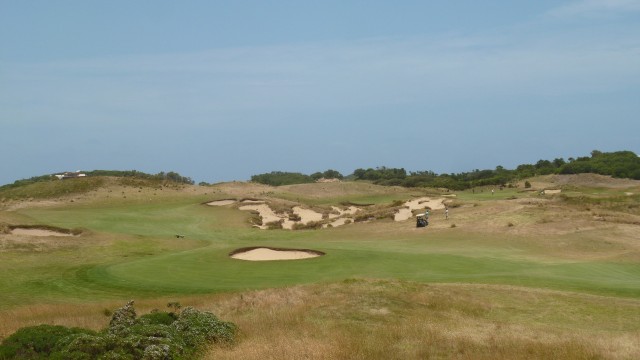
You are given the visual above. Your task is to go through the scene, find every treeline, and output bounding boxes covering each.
[250,150,640,189]
[250,169,344,186]
[352,150,640,190]
[1,170,194,190]
[85,170,195,185]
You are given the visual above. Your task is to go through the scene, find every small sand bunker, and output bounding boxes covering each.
[543,189,562,195]
[241,199,265,204]
[10,228,73,237]
[206,199,236,206]
[230,247,325,261]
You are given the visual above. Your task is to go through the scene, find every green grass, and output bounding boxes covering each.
[2,179,640,358]
[2,196,638,308]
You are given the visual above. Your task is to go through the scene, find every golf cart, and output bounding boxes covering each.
[416,214,429,228]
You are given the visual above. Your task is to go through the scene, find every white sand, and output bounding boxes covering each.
[394,197,446,221]
[239,204,285,229]
[11,228,72,237]
[544,189,562,195]
[231,248,321,261]
[241,199,265,204]
[324,218,350,228]
[394,208,414,221]
[406,197,446,211]
[206,200,236,206]
[328,206,360,219]
[293,206,324,224]
[238,203,359,230]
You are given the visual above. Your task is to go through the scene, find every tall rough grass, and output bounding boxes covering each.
[200,280,638,359]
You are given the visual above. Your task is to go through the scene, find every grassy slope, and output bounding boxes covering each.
[1,176,640,358]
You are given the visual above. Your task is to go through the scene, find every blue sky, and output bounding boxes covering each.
[1,0,639,185]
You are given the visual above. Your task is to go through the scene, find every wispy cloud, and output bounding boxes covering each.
[2,28,639,130]
[549,0,640,18]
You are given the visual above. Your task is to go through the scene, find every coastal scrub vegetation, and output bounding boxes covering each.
[0,170,195,191]
[2,150,638,192]
[250,169,343,186]
[0,301,236,360]
[247,150,639,189]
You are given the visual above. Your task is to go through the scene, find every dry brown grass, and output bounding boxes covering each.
[198,280,640,360]
[0,279,638,359]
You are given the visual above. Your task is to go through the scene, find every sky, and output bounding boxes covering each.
[1,0,639,186]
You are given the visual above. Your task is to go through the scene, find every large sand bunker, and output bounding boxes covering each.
[238,203,355,230]
[230,247,325,261]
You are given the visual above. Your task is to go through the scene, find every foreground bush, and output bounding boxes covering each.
[0,301,236,360]
[0,325,95,359]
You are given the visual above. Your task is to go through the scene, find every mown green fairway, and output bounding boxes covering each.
[4,191,639,310]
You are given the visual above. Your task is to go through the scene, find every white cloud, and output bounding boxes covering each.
[549,0,640,18]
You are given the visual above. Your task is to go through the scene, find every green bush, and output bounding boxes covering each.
[139,311,178,326]
[0,324,95,359]
[0,302,236,360]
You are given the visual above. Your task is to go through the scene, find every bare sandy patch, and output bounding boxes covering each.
[328,206,360,219]
[230,247,324,261]
[394,208,414,222]
[324,218,351,228]
[543,189,562,195]
[241,199,265,204]
[395,197,446,221]
[206,200,236,206]
[10,228,73,237]
[239,204,290,229]
[292,207,323,224]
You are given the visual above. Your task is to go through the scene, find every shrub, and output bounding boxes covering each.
[172,307,236,346]
[139,311,178,326]
[0,302,236,360]
[265,220,284,230]
[0,324,95,359]
[524,180,531,188]
[292,221,323,230]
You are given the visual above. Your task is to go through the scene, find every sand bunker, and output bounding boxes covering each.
[394,208,414,222]
[543,189,562,195]
[206,199,236,206]
[241,199,265,204]
[324,218,351,228]
[239,204,293,229]
[293,206,324,224]
[328,206,359,219]
[10,228,73,237]
[394,197,446,221]
[230,247,325,261]
[239,204,333,230]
